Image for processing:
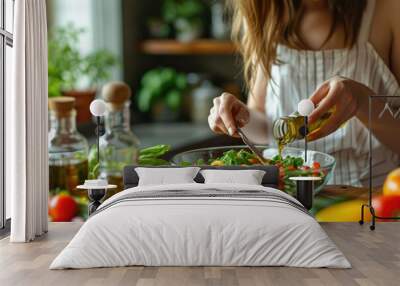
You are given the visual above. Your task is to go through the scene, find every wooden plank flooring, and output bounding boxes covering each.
[0,222,399,286]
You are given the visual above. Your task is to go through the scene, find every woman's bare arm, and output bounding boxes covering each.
[208,65,270,143]
[242,65,271,144]
[247,65,266,112]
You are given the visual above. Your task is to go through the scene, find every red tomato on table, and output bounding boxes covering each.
[49,194,78,222]
[372,195,400,221]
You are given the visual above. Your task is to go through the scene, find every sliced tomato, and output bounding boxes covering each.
[312,162,321,169]
[248,158,260,165]
[313,170,321,176]
[279,166,285,177]
[287,165,296,171]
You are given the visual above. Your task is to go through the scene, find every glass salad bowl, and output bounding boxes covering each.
[171,145,336,196]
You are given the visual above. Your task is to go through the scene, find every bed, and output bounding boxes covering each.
[50,166,350,269]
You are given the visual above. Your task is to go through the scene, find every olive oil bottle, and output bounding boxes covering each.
[272,110,333,155]
[99,82,140,199]
[48,97,89,197]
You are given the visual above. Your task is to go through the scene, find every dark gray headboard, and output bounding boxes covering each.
[123,165,279,189]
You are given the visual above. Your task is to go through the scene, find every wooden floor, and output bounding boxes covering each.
[0,222,399,286]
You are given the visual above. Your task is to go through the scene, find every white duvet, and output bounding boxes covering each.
[50,183,351,269]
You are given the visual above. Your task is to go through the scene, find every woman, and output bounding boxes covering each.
[208,0,400,186]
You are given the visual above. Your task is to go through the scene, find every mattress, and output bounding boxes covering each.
[50,183,351,269]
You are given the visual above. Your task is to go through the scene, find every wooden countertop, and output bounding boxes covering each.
[1,222,399,286]
[320,185,380,200]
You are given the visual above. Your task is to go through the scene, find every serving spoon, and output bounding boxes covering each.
[236,127,268,165]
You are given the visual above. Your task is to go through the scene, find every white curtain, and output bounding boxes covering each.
[7,0,48,242]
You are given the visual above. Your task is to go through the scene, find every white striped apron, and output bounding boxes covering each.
[265,0,400,186]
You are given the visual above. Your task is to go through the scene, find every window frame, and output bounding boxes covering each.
[0,0,14,234]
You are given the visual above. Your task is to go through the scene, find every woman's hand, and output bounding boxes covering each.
[208,92,250,137]
[308,76,374,141]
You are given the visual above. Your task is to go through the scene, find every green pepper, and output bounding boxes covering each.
[195,159,206,166]
[293,157,304,167]
[139,144,171,159]
[178,161,193,167]
[138,157,170,166]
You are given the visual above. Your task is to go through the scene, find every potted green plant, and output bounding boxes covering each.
[162,0,206,42]
[48,25,118,123]
[137,67,187,122]
[147,17,171,38]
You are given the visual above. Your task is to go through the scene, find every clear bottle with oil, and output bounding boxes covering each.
[99,82,140,198]
[48,97,89,197]
[272,110,333,154]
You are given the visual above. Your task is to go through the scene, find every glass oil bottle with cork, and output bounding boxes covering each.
[48,97,89,196]
[99,82,140,197]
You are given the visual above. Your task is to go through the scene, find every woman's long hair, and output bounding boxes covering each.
[229,0,367,92]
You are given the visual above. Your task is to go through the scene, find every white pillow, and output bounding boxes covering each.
[135,167,201,186]
[200,169,266,185]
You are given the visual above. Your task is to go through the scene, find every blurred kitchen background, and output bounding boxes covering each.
[46,0,400,223]
[47,0,243,149]
[47,0,246,221]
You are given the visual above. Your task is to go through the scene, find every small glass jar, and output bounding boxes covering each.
[99,82,140,197]
[48,97,89,197]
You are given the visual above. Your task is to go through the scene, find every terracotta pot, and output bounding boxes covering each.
[62,89,97,124]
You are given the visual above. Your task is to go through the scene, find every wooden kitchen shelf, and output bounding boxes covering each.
[139,39,237,55]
